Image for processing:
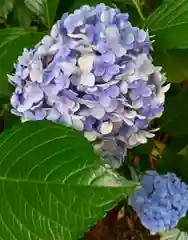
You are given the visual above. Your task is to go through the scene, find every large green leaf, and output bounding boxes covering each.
[160,229,188,240]
[12,0,32,27]
[178,214,188,234]
[0,121,138,240]
[0,28,44,96]
[25,0,59,29]
[157,150,188,185]
[145,0,188,49]
[0,0,14,19]
[153,47,188,83]
[160,90,188,135]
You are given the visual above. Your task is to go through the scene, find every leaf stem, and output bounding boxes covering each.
[132,0,145,21]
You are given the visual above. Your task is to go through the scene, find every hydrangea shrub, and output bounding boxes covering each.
[9,4,170,166]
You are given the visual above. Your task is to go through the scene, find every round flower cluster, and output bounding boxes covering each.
[130,171,188,234]
[9,4,170,164]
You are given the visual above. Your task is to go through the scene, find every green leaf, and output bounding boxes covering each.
[131,139,153,155]
[0,28,44,96]
[165,134,188,156]
[12,0,32,27]
[25,0,59,29]
[153,47,188,83]
[157,150,188,185]
[131,0,145,20]
[0,0,14,19]
[160,90,188,135]
[145,0,188,49]
[178,214,188,233]
[160,229,188,240]
[0,121,138,240]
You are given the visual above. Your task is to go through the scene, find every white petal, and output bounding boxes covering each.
[61,113,72,125]
[80,72,95,86]
[100,121,113,135]
[87,87,98,93]
[78,99,96,108]
[102,138,117,151]
[140,59,154,75]
[112,121,122,132]
[72,102,80,112]
[136,132,147,144]
[30,64,43,83]
[78,54,95,72]
[128,134,138,146]
[124,118,134,126]
[48,43,60,54]
[72,116,84,131]
[120,81,128,94]
[50,22,60,38]
[162,83,170,93]
[90,106,105,119]
[143,131,155,138]
[125,110,137,119]
[97,80,119,88]
[155,92,165,104]
[70,75,80,86]
[76,45,93,53]
[68,33,89,42]
[84,131,100,141]
[150,128,160,132]
[41,35,54,48]
[132,99,143,109]
[137,114,146,120]
[60,62,78,76]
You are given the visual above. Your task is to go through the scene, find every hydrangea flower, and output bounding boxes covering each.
[9,4,170,166]
[130,171,188,234]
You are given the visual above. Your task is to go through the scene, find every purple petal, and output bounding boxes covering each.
[11,93,20,108]
[102,72,112,82]
[135,119,148,128]
[84,117,96,130]
[55,74,70,89]
[99,94,111,107]
[125,33,134,45]
[80,72,95,87]
[137,29,147,43]
[35,109,46,120]
[129,89,140,101]
[17,84,43,112]
[105,99,119,112]
[142,86,152,97]
[94,65,105,76]
[107,65,119,75]
[23,111,35,120]
[97,42,109,54]
[90,106,105,119]
[47,108,61,121]
[102,51,115,64]
[106,85,120,98]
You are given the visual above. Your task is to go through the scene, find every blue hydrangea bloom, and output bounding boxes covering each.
[130,171,188,234]
[9,4,170,166]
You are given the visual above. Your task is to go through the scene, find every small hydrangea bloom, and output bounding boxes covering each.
[9,4,170,166]
[130,171,188,234]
